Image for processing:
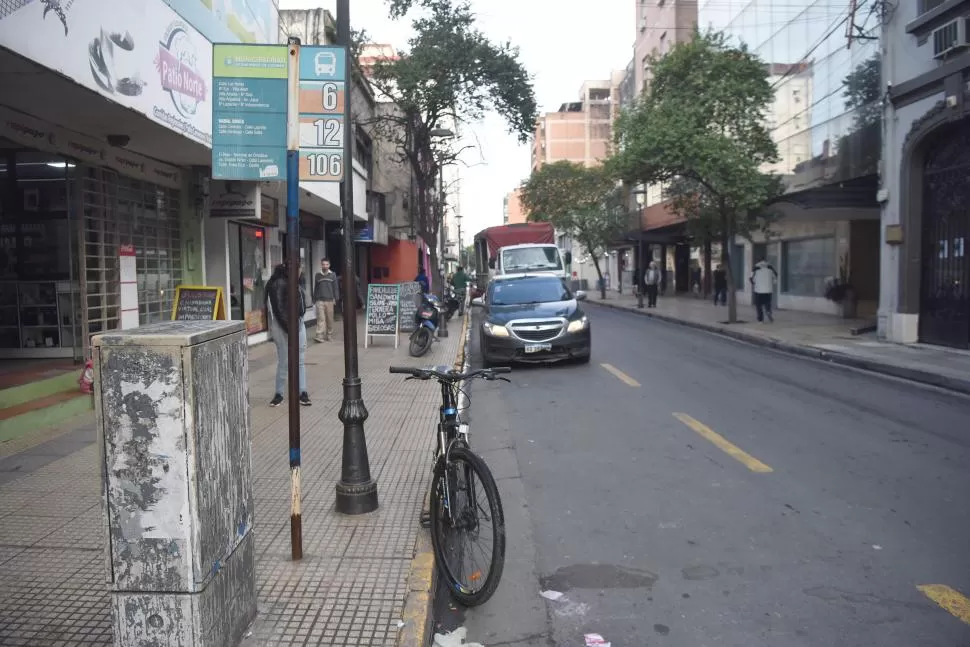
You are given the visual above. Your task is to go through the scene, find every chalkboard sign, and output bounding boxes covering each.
[364,284,400,348]
[171,286,227,321]
[398,281,423,333]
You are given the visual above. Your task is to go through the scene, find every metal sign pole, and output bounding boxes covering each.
[285,37,303,561]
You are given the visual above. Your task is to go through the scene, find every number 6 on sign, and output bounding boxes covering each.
[307,153,342,178]
[321,82,339,111]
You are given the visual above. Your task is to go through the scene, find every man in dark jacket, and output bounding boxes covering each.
[313,259,339,342]
[713,263,727,306]
[266,262,311,407]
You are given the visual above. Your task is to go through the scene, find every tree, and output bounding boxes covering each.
[610,29,783,322]
[368,0,537,291]
[519,161,627,299]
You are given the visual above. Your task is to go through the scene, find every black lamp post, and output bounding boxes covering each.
[429,127,454,338]
[335,0,378,515]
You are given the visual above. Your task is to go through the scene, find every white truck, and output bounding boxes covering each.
[494,243,566,279]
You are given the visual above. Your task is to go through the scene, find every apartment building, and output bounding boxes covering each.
[532,80,614,170]
[879,0,970,348]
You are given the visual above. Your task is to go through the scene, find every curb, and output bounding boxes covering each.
[589,300,970,396]
[397,309,472,647]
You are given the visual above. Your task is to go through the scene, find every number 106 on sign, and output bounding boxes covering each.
[301,151,343,180]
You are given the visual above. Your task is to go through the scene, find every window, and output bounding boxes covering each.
[920,0,945,14]
[354,126,373,177]
[227,223,267,334]
[782,237,835,296]
[489,276,570,306]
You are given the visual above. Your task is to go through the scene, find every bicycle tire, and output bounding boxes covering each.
[430,445,506,607]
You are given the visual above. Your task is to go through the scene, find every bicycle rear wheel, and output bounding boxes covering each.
[430,445,506,607]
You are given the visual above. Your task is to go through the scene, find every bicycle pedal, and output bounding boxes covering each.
[419,511,431,528]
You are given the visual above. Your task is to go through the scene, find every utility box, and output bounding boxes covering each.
[93,320,256,647]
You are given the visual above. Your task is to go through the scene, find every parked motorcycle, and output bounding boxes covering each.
[408,293,442,357]
[443,285,461,321]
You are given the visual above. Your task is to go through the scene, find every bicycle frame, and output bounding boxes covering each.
[436,379,476,527]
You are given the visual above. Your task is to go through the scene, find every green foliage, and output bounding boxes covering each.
[610,29,782,239]
[369,0,537,282]
[519,161,627,286]
[609,29,783,320]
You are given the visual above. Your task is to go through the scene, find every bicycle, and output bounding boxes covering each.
[388,364,511,607]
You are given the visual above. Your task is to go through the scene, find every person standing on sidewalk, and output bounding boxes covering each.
[713,263,727,306]
[313,259,339,342]
[643,261,661,308]
[750,259,778,323]
[266,262,311,407]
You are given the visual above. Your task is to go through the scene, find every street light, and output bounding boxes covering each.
[430,127,455,338]
[335,0,378,516]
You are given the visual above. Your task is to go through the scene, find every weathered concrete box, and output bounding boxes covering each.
[93,320,256,647]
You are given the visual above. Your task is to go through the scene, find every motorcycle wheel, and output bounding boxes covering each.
[409,327,434,357]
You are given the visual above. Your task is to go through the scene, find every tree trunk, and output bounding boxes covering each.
[590,254,606,300]
[721,211,737,324]
[702,238,712,298]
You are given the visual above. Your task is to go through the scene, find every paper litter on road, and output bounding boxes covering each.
[872,544,883,550]
[433,626,485,647]
[585,633,611,647]
[396,620,406,628]
[540,589,563,601]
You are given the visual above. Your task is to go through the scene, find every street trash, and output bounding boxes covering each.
[873,544,883,550]
[433,626,484,647]
[396,620,406,628]
[540,590,563,601]
[584,633,611,647]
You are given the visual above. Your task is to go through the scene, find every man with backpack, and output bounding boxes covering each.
[266,261,311,407]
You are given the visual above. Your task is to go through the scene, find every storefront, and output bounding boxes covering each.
[227,222,268,335]
[0,115,187,360]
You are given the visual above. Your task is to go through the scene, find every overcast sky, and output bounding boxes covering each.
[279,0,633,242]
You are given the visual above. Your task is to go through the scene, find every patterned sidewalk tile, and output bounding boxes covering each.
[0,323,463,646]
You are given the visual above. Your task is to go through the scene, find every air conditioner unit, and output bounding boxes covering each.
[932,17,970,59]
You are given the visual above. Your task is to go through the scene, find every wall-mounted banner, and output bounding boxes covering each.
[0,106,183,189]
[0,0,212,146]
[298,46,347,183]
[209,180,261,218]
[212,44,288,181]
[161,0,277,45]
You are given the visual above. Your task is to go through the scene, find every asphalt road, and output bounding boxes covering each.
[432,304,970,647]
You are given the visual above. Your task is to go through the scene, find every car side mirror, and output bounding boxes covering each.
[575,290,587,301]
[471,297,485,307]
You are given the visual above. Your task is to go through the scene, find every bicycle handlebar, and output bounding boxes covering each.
[388,365,511,381]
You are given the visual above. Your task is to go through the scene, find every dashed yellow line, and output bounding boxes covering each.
[673,413,773,473]
[601,363,640,387]
[918,584,970,624]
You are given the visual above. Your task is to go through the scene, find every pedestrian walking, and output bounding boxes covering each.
[643,261,661,308]
[265,262,311,407]
[713,263,727,306]
[313,259,339,342]
[750,259,777,323]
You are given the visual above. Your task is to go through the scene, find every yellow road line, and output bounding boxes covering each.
[918,584,970,624]
[601,363,641,387]
[673,413,774,473]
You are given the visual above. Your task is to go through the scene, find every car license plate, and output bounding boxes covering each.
[524,343,551,354]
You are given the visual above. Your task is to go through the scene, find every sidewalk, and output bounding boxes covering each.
[0,319,462,646]
[589,292,970,395]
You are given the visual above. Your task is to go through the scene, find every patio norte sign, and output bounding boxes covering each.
[0,0,212,147]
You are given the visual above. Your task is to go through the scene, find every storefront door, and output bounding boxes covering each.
[228,223,268,335]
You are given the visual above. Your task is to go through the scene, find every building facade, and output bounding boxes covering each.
[627,1,882,315]
[880,0,970,349]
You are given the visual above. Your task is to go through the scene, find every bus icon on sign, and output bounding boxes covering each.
[314,51,337,76]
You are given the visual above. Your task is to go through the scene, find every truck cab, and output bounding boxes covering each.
[494,243,565,279]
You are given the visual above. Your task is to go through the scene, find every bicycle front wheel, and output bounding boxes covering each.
[430,445,506,607]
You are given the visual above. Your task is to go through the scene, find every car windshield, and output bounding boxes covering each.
[501,247,562,272]
[489,277,571,306]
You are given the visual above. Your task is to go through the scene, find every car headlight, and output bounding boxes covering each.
[566,316,589,333]
[483,321,509,337]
